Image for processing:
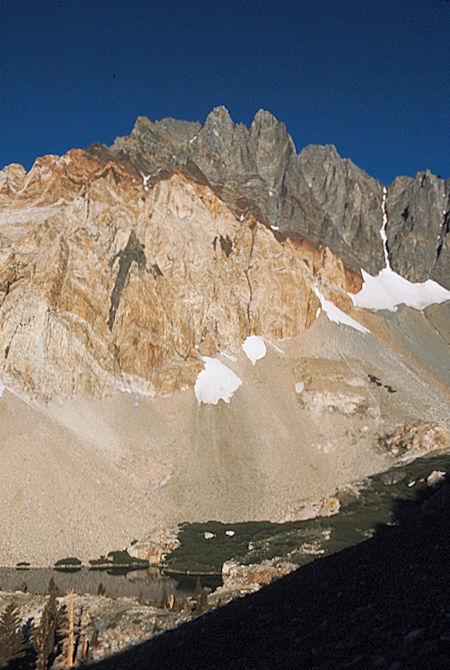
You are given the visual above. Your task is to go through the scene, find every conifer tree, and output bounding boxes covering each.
[194,576,202,600]
[89,626,98,649]
[96,583,106,596]
[0,603,27,669]
[46,578,59,597]
[199,587,209,614]
[32,591,61,670]
[59,590,75,668]
[79,637,89,662]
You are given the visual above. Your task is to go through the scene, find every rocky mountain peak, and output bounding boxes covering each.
[201,105,235,156]
[252,107,283,128]
[204,105,233,127]
[83,109,449,285]
[154,117,201,145]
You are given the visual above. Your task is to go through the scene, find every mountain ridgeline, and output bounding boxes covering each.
[87,106,449,287]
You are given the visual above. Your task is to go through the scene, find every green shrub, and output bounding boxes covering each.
[107,550,148,567]
[16,562,30,569]
[89,556,111,567]
[54,557,81,567]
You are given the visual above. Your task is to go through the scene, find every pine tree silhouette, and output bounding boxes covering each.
[97,583,106,596]
[194,576,202,600]
[0,602,28,669]
[32,591,61,670]
[46,578,59,597]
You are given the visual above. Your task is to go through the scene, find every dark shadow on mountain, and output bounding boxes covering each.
[87,477,449,669]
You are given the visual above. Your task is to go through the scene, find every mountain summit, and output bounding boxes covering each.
[88,107,449,285]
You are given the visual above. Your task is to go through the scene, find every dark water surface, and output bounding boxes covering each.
[0,566,221,600]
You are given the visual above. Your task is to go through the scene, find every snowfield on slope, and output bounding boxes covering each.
[351,268,450,312]
[313,288,369,334]
[194,357,242,404]
[351,185,450,312]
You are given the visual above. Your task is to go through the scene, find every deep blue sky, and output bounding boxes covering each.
[1,0,449,184]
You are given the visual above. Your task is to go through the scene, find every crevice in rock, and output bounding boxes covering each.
[85,188,90,220]
[244,223,257,325]
[4,323,20,360]
[435,215,448,262]
[170,335,191,361]
[212,235,233,257]
[48,237,69,309]
[0,274,24,300]
[107,230,146,330]
[150,263,163,277]
[113,343,127,390]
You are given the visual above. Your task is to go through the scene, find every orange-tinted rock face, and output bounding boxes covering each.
[0,150,359,401]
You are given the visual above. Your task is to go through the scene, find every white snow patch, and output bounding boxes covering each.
[242,336,267,365]
[351,268,450,312]
[270,225,280,230]
[194,357,242,405]
[399,451,428,462]
[313,288,369,334]
[380,187,390,268]
[239,214,244,221]
[225,530,235,537]
[213,129,219,137]
[220,351,237,362]
[204,532,215,540]
[294,381,304,394]
[0,380,5,397]
[189,135,198,143]
[152,473,172,490]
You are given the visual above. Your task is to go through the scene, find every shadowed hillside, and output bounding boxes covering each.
[87,478,449,670]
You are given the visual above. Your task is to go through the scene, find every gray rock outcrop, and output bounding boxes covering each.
[386,171,450,286]
[297,144,384,274]
[85,106,449,285]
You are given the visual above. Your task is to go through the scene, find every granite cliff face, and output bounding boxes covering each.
[0,147,360,401]
[0,108,448,564]
[386,170,449,286]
